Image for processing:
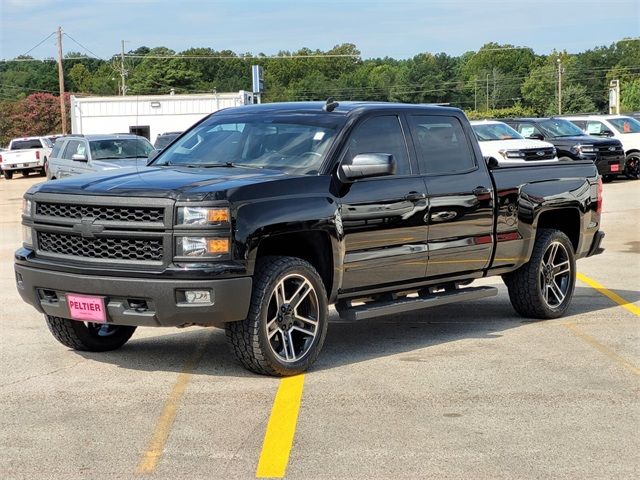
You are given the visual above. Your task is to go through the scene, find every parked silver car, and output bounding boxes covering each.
[47,134,154,180]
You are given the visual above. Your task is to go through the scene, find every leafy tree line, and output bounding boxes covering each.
[1,40,639,145]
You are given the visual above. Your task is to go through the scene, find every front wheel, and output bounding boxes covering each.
[45,315,136,351]
[3,171,13,180]
[624,153,640,180]
[503,229,576,319]
[226,256,328,376]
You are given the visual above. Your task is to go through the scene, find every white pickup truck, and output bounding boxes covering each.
[470,120,559,165]
[0,136,53,180]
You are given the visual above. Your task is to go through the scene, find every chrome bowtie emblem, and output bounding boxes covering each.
[608,146,616,151]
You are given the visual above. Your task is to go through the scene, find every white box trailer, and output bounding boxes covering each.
[70,91,253,144]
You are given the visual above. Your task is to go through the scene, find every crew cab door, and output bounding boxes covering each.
[406,114,495,277]
[336,114,428,292]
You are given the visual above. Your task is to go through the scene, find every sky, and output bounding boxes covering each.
[0,0,639,60]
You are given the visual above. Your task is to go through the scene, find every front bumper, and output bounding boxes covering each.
[15,264,252,327]
[592,155,625,176]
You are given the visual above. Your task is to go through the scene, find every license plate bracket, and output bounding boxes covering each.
[610,164,620,172]
[66,294,107,323]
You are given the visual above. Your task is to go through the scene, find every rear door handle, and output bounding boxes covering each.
[473,187,490,196]
[405,191,426,202]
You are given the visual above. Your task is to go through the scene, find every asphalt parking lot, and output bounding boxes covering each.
[1,174,638,480]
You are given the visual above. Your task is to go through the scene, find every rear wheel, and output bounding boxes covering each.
[226,256,328,376]
[45,315,136,351]
[22,170,29,177]
[624,153,639,180]
[3,171,13,180]
[503,229,576,319]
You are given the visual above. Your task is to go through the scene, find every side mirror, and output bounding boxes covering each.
[71,153,87,162]
[484,156,499,169]
[147,149,160,165]
[602,130,614,137]
[527,133,544,140]
[340,153,395,181]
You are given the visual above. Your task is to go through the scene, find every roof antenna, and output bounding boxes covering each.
[323,97,339,112]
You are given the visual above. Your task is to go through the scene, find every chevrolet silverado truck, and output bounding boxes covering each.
[15,102,605,376]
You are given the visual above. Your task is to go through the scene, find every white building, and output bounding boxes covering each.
[70,91,253,144]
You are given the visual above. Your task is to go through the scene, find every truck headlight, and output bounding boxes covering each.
[499,149,525,159]
[176,207,229,226]
[22,226,33,247]
[175,236,229,258]
[22,198,32,217]
[571,144,595,155]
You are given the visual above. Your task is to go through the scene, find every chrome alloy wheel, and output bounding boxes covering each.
[266,273,319,363]
[539,241,571,307]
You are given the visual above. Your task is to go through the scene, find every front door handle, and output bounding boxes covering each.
[473,186,490,196]
[405,191,426,202]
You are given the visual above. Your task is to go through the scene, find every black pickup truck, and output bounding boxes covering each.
[15,102,605,376]
[499,117,625,180]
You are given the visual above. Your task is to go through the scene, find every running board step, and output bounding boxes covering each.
[337,286,498,321]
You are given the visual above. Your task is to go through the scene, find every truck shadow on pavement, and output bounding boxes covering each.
[75,285,640,376]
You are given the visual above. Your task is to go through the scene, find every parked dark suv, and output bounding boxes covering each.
[500,117,625,180]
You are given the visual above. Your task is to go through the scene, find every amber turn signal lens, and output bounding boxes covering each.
[207,238,229,254]
[207,208,230,223]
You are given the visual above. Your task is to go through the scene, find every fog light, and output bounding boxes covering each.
[185,290,212,304]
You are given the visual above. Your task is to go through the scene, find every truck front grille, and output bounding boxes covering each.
[38,231,164,262]
[522,148,556,161]
[597,145,624,156]
[36,202,164,224]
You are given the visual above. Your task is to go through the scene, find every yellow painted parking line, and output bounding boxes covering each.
[256,374,305,478]
[562,322,640,376]
[577,272,640,317]
[136,333,211,475]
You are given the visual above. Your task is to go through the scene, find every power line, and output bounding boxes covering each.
[17,31,56,58]
[120,54,361,60]
[63,32,106,61]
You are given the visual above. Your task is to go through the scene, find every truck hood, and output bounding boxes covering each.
[29,165,289,200]
[477,138,554,157]
[548,135,622,147]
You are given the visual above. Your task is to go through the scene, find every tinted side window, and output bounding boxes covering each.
[62,140,85,159]
[569,120,587,130]
[409,115,475,174]
[345,115,411,175]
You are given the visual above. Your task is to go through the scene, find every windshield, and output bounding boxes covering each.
[89,138,154,160]
[154,113,342,175]
[471,122,522,141]
[538,119,585,137]
[608,117,640,134]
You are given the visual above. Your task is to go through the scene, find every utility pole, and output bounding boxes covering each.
[557,57,562,115]
[120,40,127,96]
[474,78,477,111]
[56,26,67,134]
[485,73,489,111]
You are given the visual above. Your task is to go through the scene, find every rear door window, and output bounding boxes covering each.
[408,115,476,174]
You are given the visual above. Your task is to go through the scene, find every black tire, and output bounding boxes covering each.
[226,256,328,376]
[624,153,639,180]
[45,315,136,352]
[22,170,29,177]
[4,171,13,180]
[502,229,576,319]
